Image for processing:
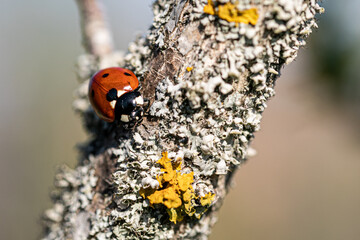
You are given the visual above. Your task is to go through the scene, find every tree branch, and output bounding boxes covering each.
[43,0,323,239]
[75,0,113,57]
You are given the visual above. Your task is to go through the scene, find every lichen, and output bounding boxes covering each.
[140,152,215,224]
[204,0,259,25]
[186,66,193,72]
[200,192,216,206]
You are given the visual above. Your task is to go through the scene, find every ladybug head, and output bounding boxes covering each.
[113,88,145,123]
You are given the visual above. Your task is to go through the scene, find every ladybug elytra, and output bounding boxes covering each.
[88,67,147,124]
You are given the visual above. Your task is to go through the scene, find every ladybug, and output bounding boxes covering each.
[88,67,148,124]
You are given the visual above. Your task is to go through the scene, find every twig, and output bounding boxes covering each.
[75,0,113,57]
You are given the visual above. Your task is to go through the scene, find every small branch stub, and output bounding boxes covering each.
[75,0,114,57]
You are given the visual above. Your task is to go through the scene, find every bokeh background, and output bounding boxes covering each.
[1,1,359,239]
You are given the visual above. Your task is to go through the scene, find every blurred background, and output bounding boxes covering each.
[0,1,359,239]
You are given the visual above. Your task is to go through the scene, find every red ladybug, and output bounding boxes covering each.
[88,67,147,123]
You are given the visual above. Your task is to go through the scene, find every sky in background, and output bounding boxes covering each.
[0,1,359,240]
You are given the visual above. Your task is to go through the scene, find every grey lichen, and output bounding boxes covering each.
[43,0,323,239]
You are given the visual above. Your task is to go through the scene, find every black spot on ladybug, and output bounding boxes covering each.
[124,72,131,76]
[102,73,109,78]
[106,88,118,102]
[91,89,95,97]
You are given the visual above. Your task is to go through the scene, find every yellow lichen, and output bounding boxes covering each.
[186,66,193,72]
[204,0,259,25]
[140,152,215,223]
[200,192,216,206]
[204,0,216,15]
[167,208,183,224]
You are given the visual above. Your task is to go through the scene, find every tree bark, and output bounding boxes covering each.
[43,0,323,239]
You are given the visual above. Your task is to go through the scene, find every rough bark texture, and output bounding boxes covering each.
[43,0,323,239]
